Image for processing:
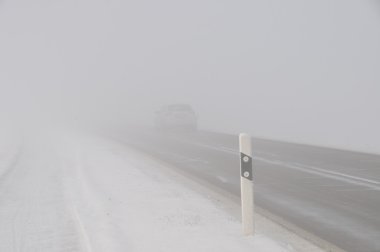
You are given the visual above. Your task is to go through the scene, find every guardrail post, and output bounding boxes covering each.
[239,133,254,235]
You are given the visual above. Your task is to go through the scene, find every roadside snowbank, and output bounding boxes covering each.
[62,136,292,252]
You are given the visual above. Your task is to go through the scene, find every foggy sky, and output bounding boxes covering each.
[1,0,380,153]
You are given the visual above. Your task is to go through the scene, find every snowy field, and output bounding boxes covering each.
[0,132,323,251]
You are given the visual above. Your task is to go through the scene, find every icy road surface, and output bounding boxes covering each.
[0,135,296,252]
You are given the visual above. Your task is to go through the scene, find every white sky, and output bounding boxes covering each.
[1,0,380,153]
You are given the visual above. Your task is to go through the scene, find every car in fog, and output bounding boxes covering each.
[155,104,198,131]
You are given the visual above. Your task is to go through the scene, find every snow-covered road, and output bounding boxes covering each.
[0,133,317,251]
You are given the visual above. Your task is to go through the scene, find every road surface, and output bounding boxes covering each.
[121,128,380,252]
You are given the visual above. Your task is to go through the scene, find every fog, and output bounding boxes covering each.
[1,0,380,153]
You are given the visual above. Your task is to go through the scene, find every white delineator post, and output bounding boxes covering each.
[239,133,255,236]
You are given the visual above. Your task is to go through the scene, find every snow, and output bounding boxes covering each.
[0,138,88,251]
[62,136,290,252]
[0,132,313,251]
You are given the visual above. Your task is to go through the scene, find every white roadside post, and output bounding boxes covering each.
[239,133,255,236]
